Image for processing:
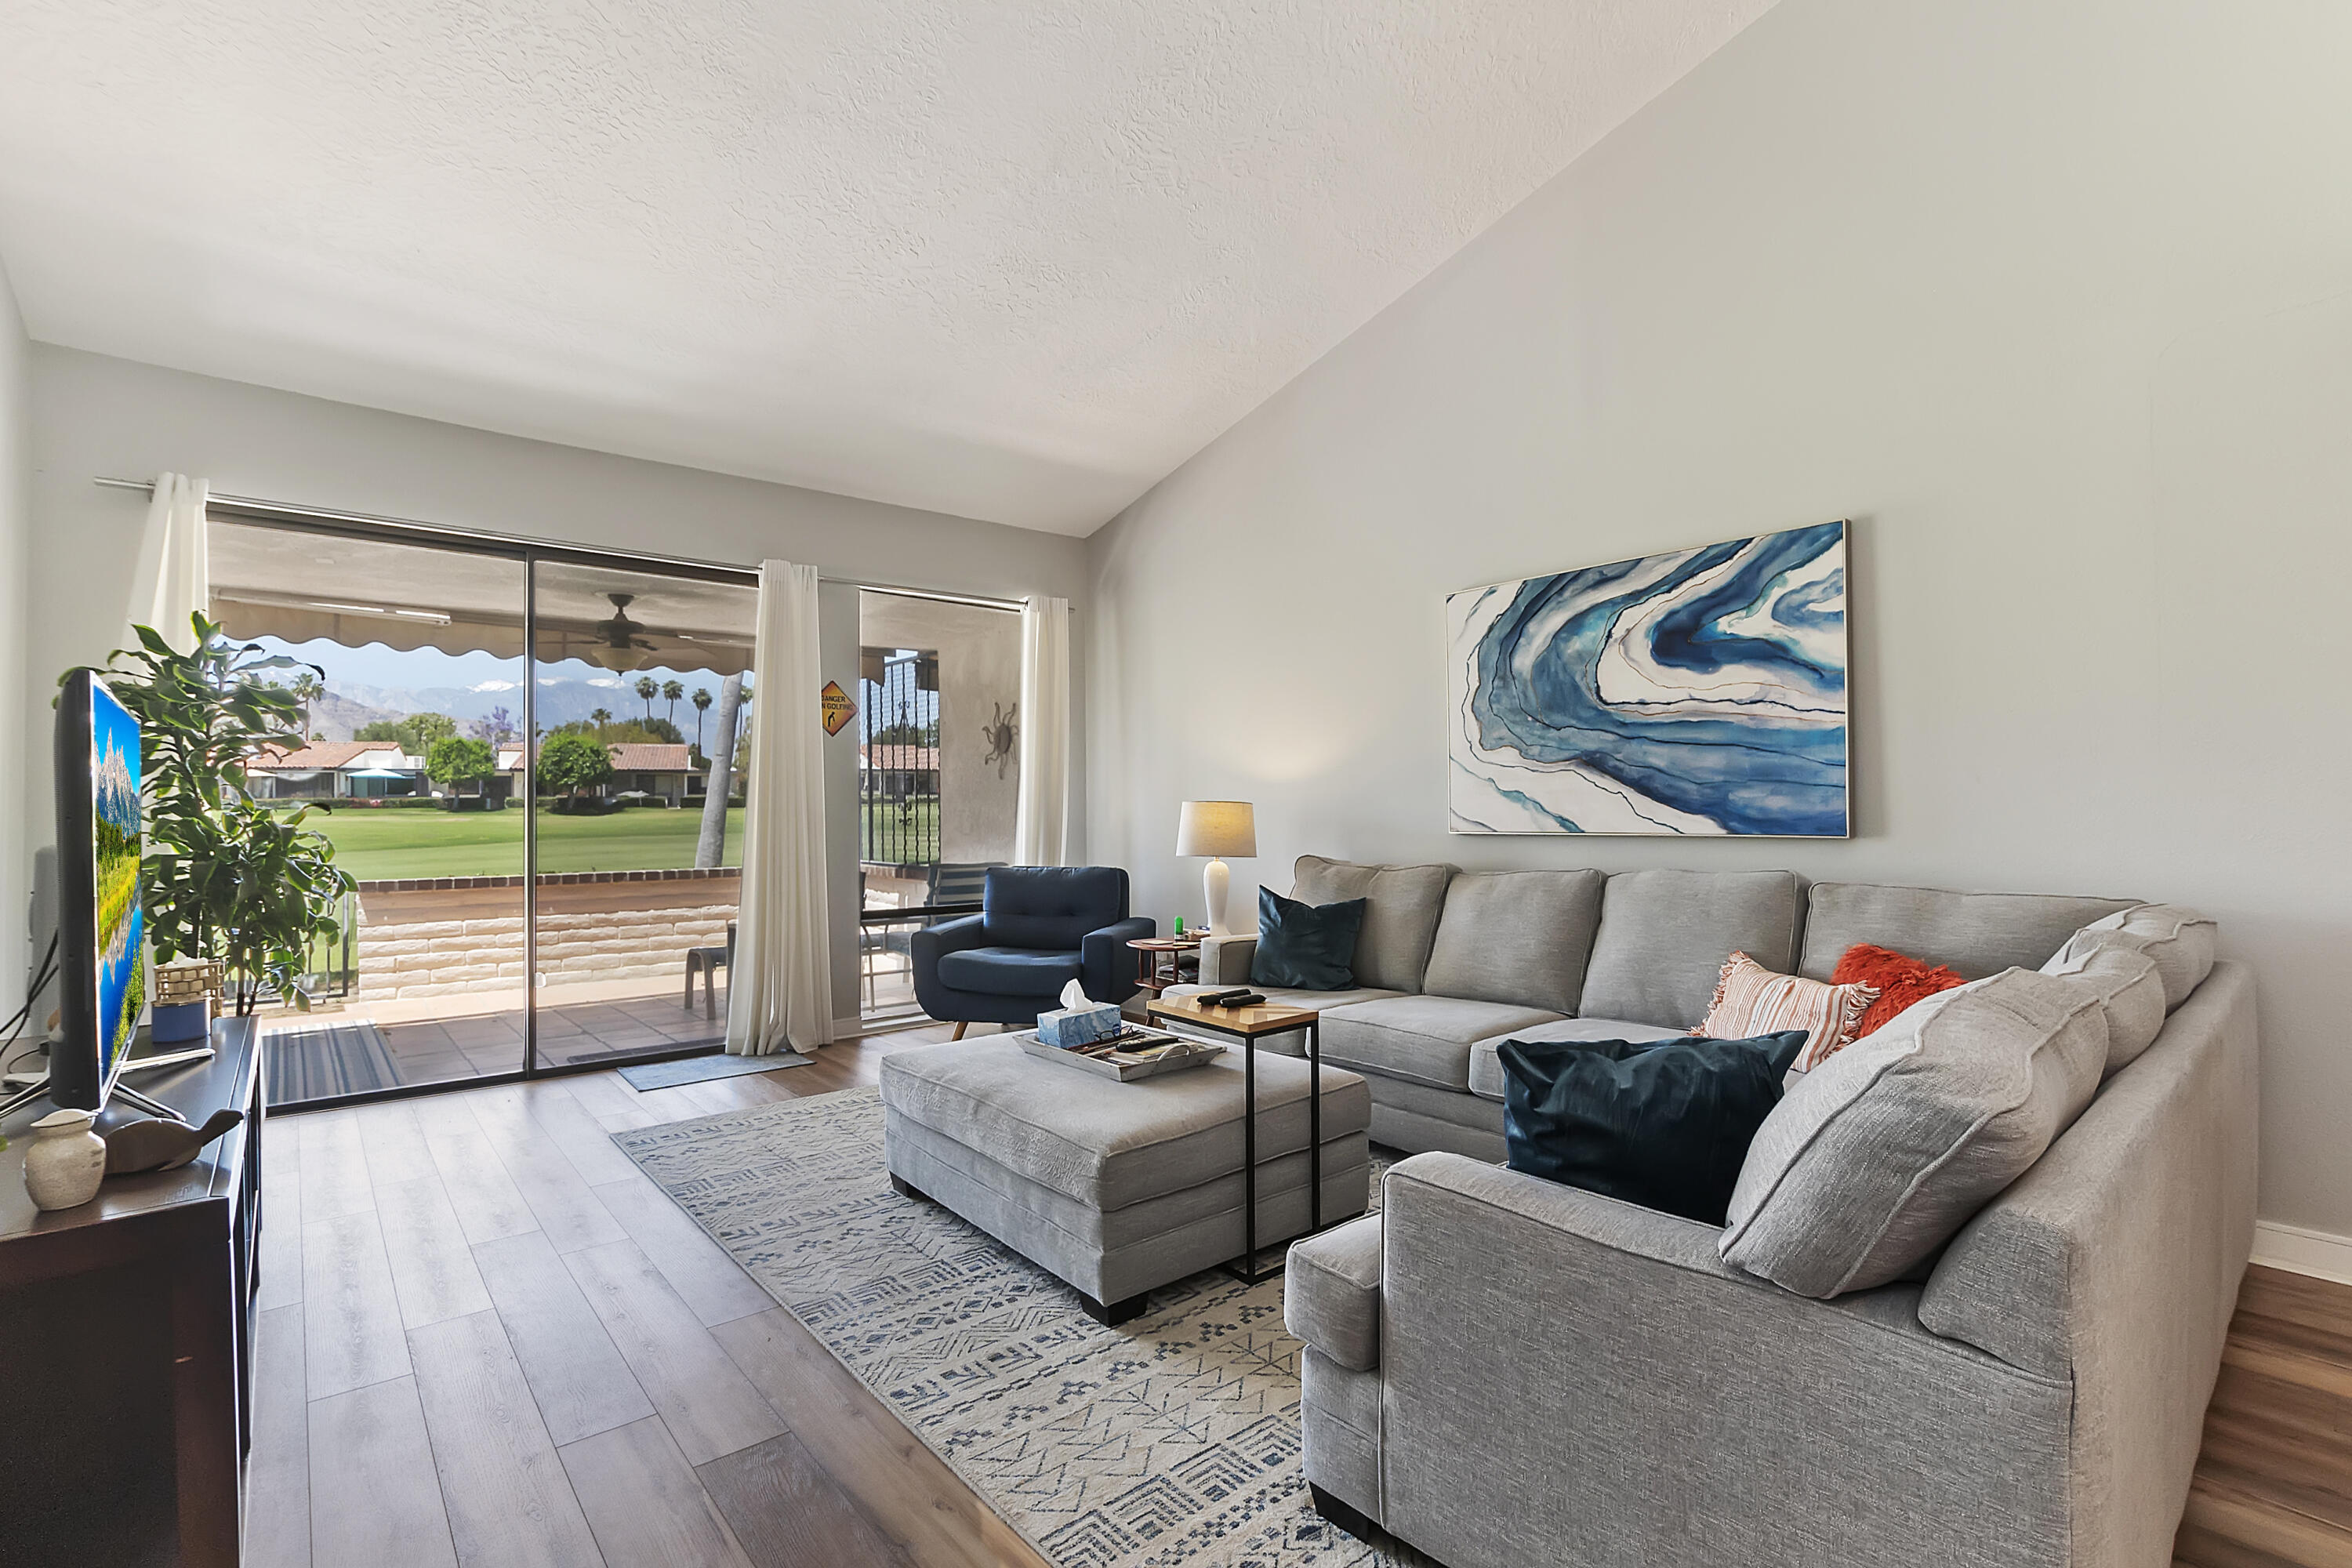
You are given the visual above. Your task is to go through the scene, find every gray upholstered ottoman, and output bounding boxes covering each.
[878,1036,1372,1323]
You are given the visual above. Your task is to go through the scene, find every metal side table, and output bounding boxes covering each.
[1146,994,1334,1284]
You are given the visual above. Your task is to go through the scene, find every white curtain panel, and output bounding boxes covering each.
[725,560,834,1056]
[130,472,210,654]
[1013,594,1072,866]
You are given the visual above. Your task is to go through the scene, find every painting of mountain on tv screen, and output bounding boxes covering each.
[92,683,145,1079]
[1446,521,1849,837]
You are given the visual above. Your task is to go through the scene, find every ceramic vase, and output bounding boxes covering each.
[24,1108,107,1210]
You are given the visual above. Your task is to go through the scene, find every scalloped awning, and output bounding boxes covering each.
[206,518,756,676]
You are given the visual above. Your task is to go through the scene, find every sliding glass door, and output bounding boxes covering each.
[853,589,1020,1024]
[525,559,756,1069]
[205,513,757,1106]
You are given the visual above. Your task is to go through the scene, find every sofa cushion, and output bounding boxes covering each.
[1421,869,1606,1014]
[1322,995,1564,1091]
[1796,882,2135,982]
[1251,887,1369,991]
[1577,870,1802,1030]
[1500,1030,1810,1225]
[2069,904,2217,1010]
[935,946,1082,997]
[1293,856,1456,993]
[1468,1016,1684,1102]
[981,865,1129,951]
[1284,1213,1383,1372]
[2042,934,2166,1072]
[1720,968,2109,1298]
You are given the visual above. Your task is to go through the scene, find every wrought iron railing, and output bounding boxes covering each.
[861,650,941,868]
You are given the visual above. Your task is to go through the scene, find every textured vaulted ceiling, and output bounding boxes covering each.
[0,1,1773,535]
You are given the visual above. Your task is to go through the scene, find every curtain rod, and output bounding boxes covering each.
[92,475,1030,612]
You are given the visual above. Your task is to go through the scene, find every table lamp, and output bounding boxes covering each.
[1175,800,1256,936]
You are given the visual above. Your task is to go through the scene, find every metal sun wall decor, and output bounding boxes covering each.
[1446,520,1849,837]
[983,702,1018,780]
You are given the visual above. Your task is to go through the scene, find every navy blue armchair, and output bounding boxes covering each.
[911,866,1154,1036]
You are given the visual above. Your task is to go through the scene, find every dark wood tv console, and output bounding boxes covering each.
[0,1016,263,1566]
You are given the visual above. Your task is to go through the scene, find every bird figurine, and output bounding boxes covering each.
[103,1108,245,1175]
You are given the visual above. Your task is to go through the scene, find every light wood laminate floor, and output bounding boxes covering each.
[251,1022,1048,1568]
[249,1023,2352,1568]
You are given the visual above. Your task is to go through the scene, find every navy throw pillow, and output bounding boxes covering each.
[1497,1032,1809,1225]
[1250,887,1368,991]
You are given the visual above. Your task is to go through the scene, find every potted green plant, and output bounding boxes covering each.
[86,615,356,1017]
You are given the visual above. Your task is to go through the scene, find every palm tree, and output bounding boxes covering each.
[289,671,322,738]
[662,679,684,728]
[634,675,659,722]
[590,706,612,740]
[691,687,713,754]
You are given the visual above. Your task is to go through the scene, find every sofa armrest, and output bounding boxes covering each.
[1081,916,1156,1003]
[1919,962,2256,1377]
[1377,1153,2069,1568]
[1386,1152,1746,1282]
[1911,962,2256,1568]
[1285,1213,1383,1370]
[1199,932,1257,985]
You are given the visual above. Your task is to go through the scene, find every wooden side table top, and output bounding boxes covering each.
[1127,937,1203,953]
[1147,995,1319,1037]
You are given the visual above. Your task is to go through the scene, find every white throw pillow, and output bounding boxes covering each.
[1694,950,1877,1072]
[1719,968,2108,1298]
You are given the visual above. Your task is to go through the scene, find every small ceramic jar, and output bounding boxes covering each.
[24,1108,107,1210]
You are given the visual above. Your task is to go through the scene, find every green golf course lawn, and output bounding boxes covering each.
[308,805,745,880]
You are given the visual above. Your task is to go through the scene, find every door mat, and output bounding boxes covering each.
[617,1049,814,1090]
[262,1020,402,1105]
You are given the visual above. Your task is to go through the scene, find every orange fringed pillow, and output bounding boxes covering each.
[1831,943,1969,1043]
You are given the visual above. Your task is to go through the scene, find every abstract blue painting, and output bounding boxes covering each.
[1447,521,1849,837]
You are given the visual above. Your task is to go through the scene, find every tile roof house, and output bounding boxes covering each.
[249,740,426,799]
[493,740,707,805]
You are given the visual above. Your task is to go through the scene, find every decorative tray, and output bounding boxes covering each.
[1017,1026,1225,1082]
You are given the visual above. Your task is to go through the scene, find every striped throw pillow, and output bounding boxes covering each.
[1696,951,1878,1073]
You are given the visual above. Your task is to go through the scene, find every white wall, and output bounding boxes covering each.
[0,260,31,1015]
[1087,0,2352,1235]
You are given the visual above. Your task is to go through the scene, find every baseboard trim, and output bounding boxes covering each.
[2252,1220,2352,1287]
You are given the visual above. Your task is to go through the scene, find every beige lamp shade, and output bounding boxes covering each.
[1175,800,1257,858]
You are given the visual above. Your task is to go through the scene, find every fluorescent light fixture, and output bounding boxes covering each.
[306,600,453,625]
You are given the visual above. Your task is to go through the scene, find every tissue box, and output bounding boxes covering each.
[1038,1001,1123,1047]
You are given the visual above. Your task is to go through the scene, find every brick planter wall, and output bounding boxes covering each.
[352,903,736,1001]
[347,868,741,1003]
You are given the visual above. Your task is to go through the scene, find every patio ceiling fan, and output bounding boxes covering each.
[586,592,657,672]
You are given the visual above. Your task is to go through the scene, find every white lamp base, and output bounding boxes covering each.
[1203,857,1231,936]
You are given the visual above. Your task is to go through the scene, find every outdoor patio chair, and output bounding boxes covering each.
[684,922,735,1018]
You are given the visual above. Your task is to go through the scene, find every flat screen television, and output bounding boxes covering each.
[51,668,145,1111]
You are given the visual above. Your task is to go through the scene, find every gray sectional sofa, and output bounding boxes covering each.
[1193,855,2151,1161]
[1225,857,2255,1568]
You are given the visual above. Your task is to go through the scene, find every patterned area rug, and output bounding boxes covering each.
[613,1087,1421,1568]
